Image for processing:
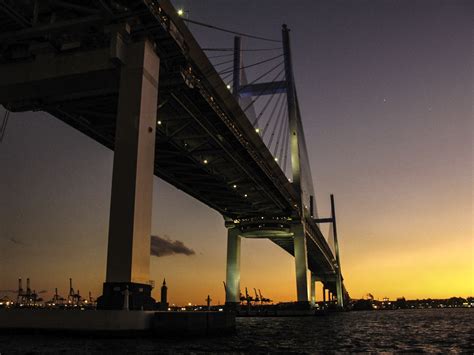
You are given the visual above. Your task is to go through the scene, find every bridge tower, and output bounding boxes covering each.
[224,25,313,308]
[282,24,310,305]
[330,194,344,308]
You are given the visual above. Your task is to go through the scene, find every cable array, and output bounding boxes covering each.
[186,16,293,179]
[0,109,10,143]
[183,18,281,43]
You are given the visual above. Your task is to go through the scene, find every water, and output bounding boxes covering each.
[1,309,473,353]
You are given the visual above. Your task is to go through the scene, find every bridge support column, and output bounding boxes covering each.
[225,227,241,309]
[310,272,317,306]
[330,194,345,309]
[97,39,159,310]
[292,224,309,306]
[323,286,327,304]
[336,279,344,308]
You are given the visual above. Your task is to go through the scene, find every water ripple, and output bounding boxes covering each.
[0,309,472,353]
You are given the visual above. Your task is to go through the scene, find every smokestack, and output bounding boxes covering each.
[26,278,30,292]
[69,278,74,296]
[18,278,22,292]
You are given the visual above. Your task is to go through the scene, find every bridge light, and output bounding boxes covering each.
[226,84,231,89]
[244,194,248,198]
[274,157,278,162]
[178,9,184,16]
[157,120,162,125]
[203,159,208,164]
[255,128,260,133]
[233,184,237,189]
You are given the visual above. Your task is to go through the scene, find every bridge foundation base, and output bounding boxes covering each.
[0,310,235,336]
[293,301,312,310]
[224,302,240,312]
[97,282,156,310]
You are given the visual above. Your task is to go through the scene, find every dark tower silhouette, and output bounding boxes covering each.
[52,287,60,304]
[68,278,75,303]
[206,295,212,311]
[68,278,74,296]
[159,279,168,311]
[17,278,23,303]
[26,278,31,298]
[160,279,167,304]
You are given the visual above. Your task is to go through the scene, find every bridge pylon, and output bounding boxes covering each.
[282,24,313,306]
[291,223,310,305]
[224,25,317,307]
[224,224,242,309]
[97,36,160,310]
[330,194,344,309]
[310,272,317,305]
[314,194,345,309]
[282,24,301,207]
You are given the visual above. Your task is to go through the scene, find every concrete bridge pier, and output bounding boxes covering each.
[310,272,317,305]
[225,227,242,309]
[336,279,344,308]
[97,38,160,310]
[292,224,310,307]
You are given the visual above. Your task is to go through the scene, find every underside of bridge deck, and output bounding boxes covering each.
[0,0,300,220]
[0,0,346,308]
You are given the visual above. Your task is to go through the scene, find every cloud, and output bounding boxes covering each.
[8,237,25,245]
[150,235,195,257]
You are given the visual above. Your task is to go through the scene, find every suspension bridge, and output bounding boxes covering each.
[0,0,349,310]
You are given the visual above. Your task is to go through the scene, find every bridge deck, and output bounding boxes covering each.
[0,0,339,278]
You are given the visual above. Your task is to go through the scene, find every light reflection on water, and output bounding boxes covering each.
[1,309,473,353]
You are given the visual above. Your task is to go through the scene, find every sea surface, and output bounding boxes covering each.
[1,309,473,353]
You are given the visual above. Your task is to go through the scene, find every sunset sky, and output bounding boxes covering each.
[0,0,472,305]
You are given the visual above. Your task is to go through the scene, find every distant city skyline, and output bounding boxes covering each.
[1,0,472,304]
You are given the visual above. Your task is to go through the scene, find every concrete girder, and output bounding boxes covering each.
[0,47,120,110]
